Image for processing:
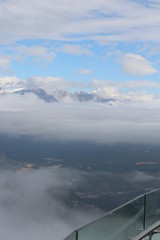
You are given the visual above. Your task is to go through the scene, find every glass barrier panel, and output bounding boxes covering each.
[145,189,160,228]
[78,196,144,240]
[64,232,77,240]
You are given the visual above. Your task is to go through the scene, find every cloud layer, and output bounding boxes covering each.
[0,166,158,240]
[0,167,99,240]
[0,0,160,43]
[0,93,160,144]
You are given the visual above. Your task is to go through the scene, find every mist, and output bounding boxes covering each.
[0,167,156,240]
[0,93,160,144]
[0,167,101,240]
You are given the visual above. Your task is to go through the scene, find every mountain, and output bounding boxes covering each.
[70,91,114,103]
[52,90,115,104]
[0,87,58,103]
[0,87,13,95]
[14,88,58,102]
[0,86,157,104]
[0,87,115,104]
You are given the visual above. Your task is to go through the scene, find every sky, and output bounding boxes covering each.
[0,0,160,98]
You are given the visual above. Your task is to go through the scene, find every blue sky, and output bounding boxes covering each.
[0,0,160,99]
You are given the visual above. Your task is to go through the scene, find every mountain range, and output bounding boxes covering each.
[0,87,115,104]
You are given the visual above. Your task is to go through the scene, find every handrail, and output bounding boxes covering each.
[63,188,160,240]
[76,192,144,232]
[133,220,160,240]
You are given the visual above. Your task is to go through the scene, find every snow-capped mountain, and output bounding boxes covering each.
[14,88,58,102]
[0,87,14,95]
[0,87,58,102]
[52,90,115,104]
[71,91,114,103]
[0,87,116,104]
[0,86,157,104]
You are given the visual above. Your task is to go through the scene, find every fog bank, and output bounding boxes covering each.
[0,167,99,240]
[0,94,160,144]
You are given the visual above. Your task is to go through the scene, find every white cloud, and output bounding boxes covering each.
[26,76,73,92]
[15,45,56,63]
[1,94,160,144]
[0,0,160,43]
[122,53,157,76]
[0,76,73,91]
[0,76,23,88]
[92,79,160,103]
[92,79,119,97]
[120,80,160,89]
[0,168,98,240]
[126,91,155,103]
[78,69,92,75]
[61,44,93,55]
[0,75,92,93]
[94,87,119,98]
[128,172,156,183]
[92,79,160,90]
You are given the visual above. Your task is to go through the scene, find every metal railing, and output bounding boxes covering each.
[133,220,160,240]
[64,188,160,240]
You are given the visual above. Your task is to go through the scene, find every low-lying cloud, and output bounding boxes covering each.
[0,93,160,144]
[0,167,100,240]
[128,171,157,182]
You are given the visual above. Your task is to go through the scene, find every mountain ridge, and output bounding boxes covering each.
[0,87,115,104]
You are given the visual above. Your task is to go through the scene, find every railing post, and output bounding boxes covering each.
[75,230,78,240]
[143,194,146,230]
